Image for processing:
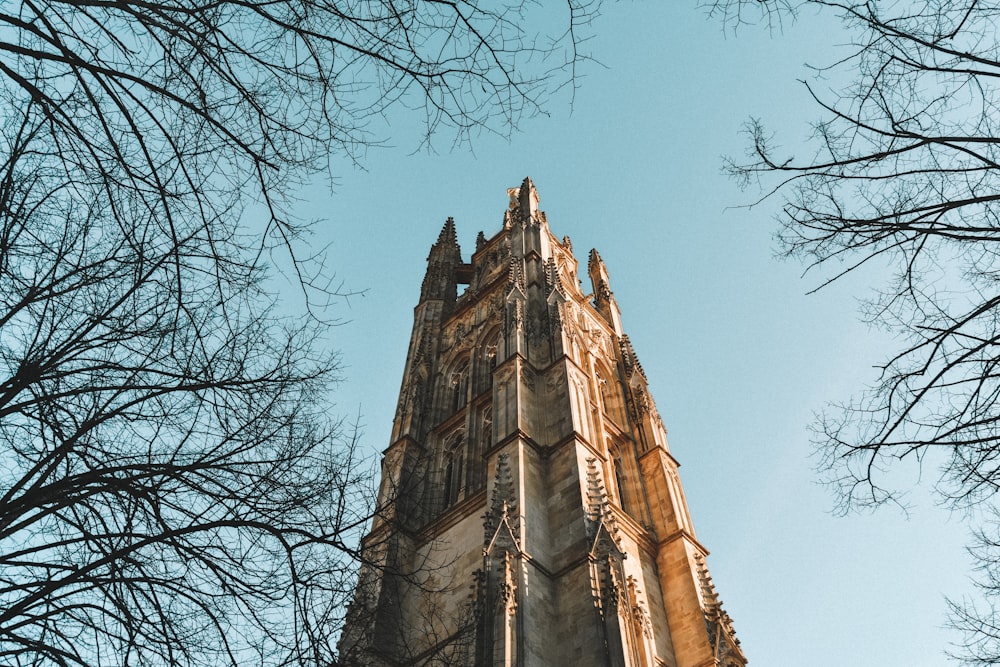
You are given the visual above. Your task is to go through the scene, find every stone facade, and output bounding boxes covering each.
[340,179,746,667]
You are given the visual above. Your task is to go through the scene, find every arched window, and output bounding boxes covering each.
[596,366,623,425]
[443,457,455,507]
[450,359,469,413]
[610,448,628,513]
[486,343,498,377]
[476,330,500,395]
[443,432,465,508]
[608,440,636,518]
[482,405,493,451]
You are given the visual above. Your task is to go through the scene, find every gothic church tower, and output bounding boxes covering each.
[340,179,745,667]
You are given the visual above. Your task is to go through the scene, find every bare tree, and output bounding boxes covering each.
[704,0,1000,662]
[0,2,599,665]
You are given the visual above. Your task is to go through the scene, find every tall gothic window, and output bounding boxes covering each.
[476,331,500,395]
[610,446,628,513]
[486,343,498,378]
[596,366,623,426]
[450,360,469,414]
[482,406,493,450]
[464,406,492,494]
[443,457,455,507]
[443,432,465,508]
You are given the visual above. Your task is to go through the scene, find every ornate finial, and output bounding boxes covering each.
[435,216,459,247]
[492,454,516,515]
[498,550,518,613]
[619,335,647,381]
[504,176,539,220]
[507,257,526,293]
[421,219,463,302]
[695,553,745,664]
[588,250,612,299]
[484,454,518,540]
[585,457,609,523]
[544,257,566,298]
[483,454,522,555]
[588,248,602,273]
[585,458,622,554]
[476,230,487,250]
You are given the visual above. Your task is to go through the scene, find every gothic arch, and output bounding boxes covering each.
[440,355,471,419]
[607,439,631,516]
[607,437,643,522]
[474,327,501,396]
[460,405,491,494]
[595,361,626,427]
[441,429,467,509]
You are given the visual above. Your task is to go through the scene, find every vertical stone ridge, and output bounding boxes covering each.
[484,453,519,544]
[618,334,647,381]
[585,457,614,530]
[507,256,526,294]
[587,248,623,335]
[695,553,747,666]
[477,453,523,666]
[544,257,566,299]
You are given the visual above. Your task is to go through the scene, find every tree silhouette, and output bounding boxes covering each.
[0,1,598,664]
[706,1,1000,662]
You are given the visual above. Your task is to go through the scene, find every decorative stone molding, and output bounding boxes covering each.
[695,553,747,666]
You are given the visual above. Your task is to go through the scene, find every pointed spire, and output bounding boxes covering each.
[587,248,602,274]
[519,177,540,219]
[544,257,566,299]
[436,216,459,247]
[484,453,520,549]
[696,553,746,664]
[588,248,623,334]
[506,257,526,294]
[420,218,463,303]
[585,458,622,554]
[490,453,517,521]
[588,249,612,300]
[506,176,540,222]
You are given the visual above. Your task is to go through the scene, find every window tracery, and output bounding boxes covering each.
[443,430,466,509]
[596,365,625,426]
[449,358,470,414]
[476,329,500,395]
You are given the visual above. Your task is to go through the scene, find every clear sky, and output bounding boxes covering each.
[292,4,975,665]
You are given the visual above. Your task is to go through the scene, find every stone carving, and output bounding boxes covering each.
[498,550,518,614]
[695,553,747,666]
[475,453,523,665]
[484,453,519,544]
[619,334,648,381]
[585,458,622,554]
[627,576,653,639]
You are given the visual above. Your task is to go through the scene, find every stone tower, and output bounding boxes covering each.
[340,179,746,667]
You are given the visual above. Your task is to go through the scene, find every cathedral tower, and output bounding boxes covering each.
[340,179,746,667]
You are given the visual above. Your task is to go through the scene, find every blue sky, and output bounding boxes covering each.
[294,4,974,664]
